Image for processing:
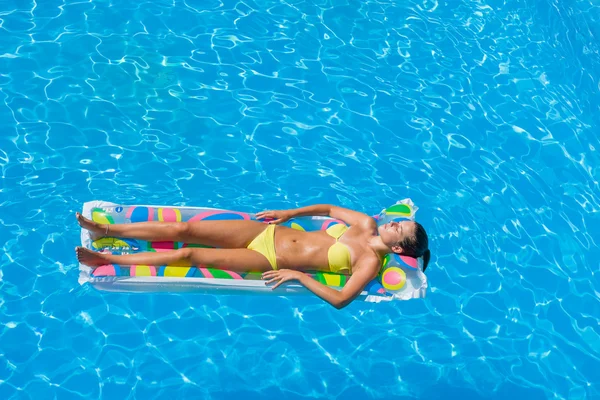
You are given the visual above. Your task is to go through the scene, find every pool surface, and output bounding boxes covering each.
[1,0,599,398]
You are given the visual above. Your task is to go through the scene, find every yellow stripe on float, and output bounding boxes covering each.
[323,274,342,287]
[135,265,153,276]
[92,211,111,225]
[290,222,305,231]
[169,259,192,267]
[163,267,191,277]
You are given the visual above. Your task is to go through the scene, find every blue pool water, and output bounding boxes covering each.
[1,0,600,398]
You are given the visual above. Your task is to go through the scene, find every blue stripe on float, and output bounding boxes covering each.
[203,213,245,221]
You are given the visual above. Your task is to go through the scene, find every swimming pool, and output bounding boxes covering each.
[1,0,599,398]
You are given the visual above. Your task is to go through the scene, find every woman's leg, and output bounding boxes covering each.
[76,213,269,248]
[76,246,273,272]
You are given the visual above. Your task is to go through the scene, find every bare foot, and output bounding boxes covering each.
[76,212,107,240]
[76,246,111,267]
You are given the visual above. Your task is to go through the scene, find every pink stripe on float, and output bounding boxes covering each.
[93,265,116,277]
[400,255,418,269]
[125,207,134,219]
[320,219,345,230]
[160,208,178,222]
[151,241,175,250]
[225,270,243,280]
[199,267,213,278]
[148,207,154,221]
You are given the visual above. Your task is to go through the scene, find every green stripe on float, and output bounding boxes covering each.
[92,208,114,225]
[340,275,348,286]
[314,273,327,285]
[323,273,341,287]
[385,204,411,215]
[207,268,233,279]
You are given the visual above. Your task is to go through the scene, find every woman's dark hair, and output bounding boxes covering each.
[397,222,430,272]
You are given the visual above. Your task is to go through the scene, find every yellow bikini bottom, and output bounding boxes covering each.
[247,224,278,270]
[247,223,352,273]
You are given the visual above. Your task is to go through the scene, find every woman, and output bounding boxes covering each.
[76,204,430,309]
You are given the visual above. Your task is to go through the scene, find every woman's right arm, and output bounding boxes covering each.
[261,255,380,309]
[256,204,374,227]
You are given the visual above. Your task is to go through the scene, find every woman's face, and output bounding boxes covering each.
[378,220,416,251]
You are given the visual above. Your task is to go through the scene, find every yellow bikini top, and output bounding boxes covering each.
[325,224,352,274]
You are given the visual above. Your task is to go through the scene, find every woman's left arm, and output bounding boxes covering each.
[262,259,380,309]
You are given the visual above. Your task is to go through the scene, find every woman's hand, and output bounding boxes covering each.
[255,209,293,224]
[262,269,303,289]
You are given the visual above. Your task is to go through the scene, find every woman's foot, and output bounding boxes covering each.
[76,246,111,267]
[76,212,107,240]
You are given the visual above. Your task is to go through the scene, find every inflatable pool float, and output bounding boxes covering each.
[78,199,428,303]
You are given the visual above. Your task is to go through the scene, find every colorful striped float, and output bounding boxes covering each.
[78,200,428,302]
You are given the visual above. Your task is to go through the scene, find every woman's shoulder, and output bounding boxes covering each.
[348,216,377,232]
[351,250,380,275]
